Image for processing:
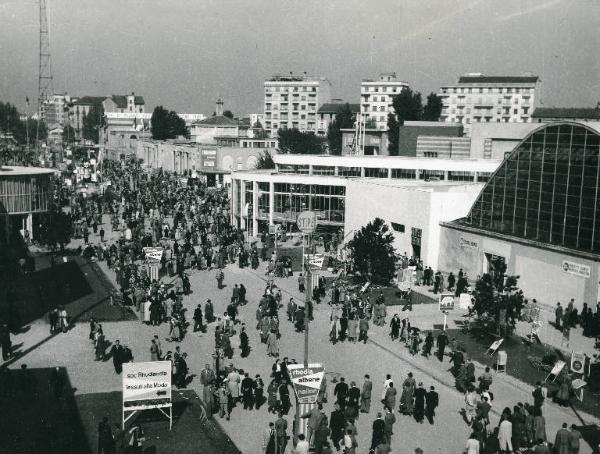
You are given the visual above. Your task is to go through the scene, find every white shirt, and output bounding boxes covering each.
[295,440,310,454]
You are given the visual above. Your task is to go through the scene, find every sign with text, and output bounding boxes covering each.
[459,236,479,250]
[304,253,325,269]
[288,363,325,404]
[562,260,590,278]
[438,293,455,311]
[143,247,163,262]
[297,211,318,234]
[123,361,171,403]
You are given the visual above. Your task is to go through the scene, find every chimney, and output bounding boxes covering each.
[216,98,224,116]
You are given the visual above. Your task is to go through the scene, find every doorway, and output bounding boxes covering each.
[484,253,507,288]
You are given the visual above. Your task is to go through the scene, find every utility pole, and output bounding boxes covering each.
[37,0,53,155]
[304,232,311,367]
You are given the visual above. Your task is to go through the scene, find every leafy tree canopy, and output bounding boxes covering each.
[347,217,396,285]
[277,128,324,154]
[255,150,275,169]
[386,89,443,155]
[37,202,73,251]
[223,110,234,119]
[151,106,190,140]
[62,124,77,145]
[422,92,443,121]
[82,104,104,143]
[327,103,355,155]
[0,101,47,145]
[472,272,525,336]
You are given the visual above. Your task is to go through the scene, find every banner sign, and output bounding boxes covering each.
[459,293,473,310]
[288,363,325,404]
[123,361,171,403]
[143,247,163,262]
[439,293,455,311]
[550,360,566,377]
[571,352,586,374]
[562,260,590,278]
[304,254,325,269]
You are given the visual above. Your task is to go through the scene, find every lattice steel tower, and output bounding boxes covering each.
[37,0,53,146]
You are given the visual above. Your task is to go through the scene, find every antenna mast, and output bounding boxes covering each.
[37,0,53,153]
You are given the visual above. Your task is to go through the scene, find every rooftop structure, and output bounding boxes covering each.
[532,107,600,122]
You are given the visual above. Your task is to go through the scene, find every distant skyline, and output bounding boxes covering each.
[1,0,599,117]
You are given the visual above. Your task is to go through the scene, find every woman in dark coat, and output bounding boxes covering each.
[413,382,426,423]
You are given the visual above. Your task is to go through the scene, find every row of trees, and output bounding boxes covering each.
[387,89,443,154]
[0,101,47,145]
[151,106,190,140]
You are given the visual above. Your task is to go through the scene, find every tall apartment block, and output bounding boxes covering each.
[438,73,539,134]
[360,73,409,131]
[263,74,332,137]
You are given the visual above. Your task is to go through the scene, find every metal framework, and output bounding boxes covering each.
[37,0,53,147]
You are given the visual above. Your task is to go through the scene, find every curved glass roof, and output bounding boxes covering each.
[459,122,600,254]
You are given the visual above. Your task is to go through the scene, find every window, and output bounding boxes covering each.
[338,166,361,177]
[312,165,335,176]
[391,169,417,179]
[390,222,405,233]
[364,168,389,178]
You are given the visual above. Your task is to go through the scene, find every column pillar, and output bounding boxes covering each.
[268,181,274,225]
[252,181,259,237]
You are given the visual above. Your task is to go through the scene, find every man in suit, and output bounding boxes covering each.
[241,372,255,410]
[554,423,570,454]
[383,406,396,446]
[334,377,349,408]
[371,412,386,450]
[329,403,345,451]
[274,412,288,454]
[301,403,323,447]
[200,364,216,387]
[347,381,361,419]
[436,330,448,361]
[262,422,277,454]
[110,340,124,374]
[360,374,373,413]
[98,416,114,454]
[425,385,439,424]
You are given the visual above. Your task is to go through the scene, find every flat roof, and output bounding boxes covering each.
[0,166,56,176]
[231,171,485,192]
[273,154,502,172]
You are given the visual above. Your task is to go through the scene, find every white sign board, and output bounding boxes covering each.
[297,211,318,234]
[550,360,566,377]
[304,253,325,268]
[439,293,455,311]
[562,260,590,278]
[143,247,163,262]
[459,293,473,310]
[287,363,325,404]
[123,361,171,403]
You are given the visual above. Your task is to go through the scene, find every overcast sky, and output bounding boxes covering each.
[1,0,599,116]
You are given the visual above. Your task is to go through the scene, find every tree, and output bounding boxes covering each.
[387,87,423,155]
[37,202,73,252]
[223,110,234,119]
[62,125,77,146]
[277,128,324,154]
[82,104,104,143]
[255,150,275,169]
[422,92,443,121]
[151,106,189,140]
[472,273,525,336]
[0,101,47,145]
[327,103,355,155]
[347,217,396,285]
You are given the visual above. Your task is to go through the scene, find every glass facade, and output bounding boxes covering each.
[272,183,345,224]
[461,123,600,253]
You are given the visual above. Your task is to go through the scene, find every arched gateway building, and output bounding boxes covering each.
[439,122,600,308]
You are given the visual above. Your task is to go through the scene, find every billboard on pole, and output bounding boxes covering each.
[123,361,171,403]
[287,363,324,404]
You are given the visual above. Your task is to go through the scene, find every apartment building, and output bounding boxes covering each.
[263,74,332,137]
[438,73,539,134]
[360,72,409,131]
